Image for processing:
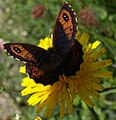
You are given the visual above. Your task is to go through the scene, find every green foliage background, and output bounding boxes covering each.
[0,0,116,120]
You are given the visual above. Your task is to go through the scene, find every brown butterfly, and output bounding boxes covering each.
[3,2,83,85]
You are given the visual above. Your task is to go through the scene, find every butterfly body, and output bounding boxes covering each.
[39,48,63,74]
[3,2,84,85]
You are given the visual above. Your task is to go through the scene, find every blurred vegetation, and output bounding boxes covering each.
[0,0,116,120]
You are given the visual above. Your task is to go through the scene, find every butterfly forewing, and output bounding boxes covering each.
[53,2,78,58]
[3,43,47,64]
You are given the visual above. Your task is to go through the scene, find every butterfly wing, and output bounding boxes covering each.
[26,63,59,85]
[63,40,84,76]
[3,43,60,85]
[3,43,47,65]
[53,2,78,58]
[53,2,84,76]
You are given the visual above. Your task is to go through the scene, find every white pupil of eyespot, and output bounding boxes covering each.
[64,15,67,19]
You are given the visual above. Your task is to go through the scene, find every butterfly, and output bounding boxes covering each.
[3,2,83,85]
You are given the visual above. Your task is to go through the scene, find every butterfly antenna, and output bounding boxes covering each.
[48,28,52,37]
[48,28,52,47]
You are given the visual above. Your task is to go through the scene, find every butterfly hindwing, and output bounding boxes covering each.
[26,63,59,85]
[53,2,78,58]
[3,43,47,65]
[63,40,84,76]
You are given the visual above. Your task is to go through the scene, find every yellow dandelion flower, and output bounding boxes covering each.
[20,32,112,118]
[67,32,112,107]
